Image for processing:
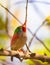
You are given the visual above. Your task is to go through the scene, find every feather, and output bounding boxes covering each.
[11,33,19,45]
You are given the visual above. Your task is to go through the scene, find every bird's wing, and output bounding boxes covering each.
[11,33,19,45]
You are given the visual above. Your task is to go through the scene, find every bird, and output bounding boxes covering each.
[11,21,27,61]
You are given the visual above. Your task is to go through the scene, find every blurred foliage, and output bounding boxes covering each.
[0,13,9,60]
[0,33,9,50]
[25,59,36,65]
[46,16,50,23]
[0,34,8,60]
[25,59,49,65]
[43,38,50,56]
[0,14,5,30]
[46,16,50,26]
[0,33,10,59]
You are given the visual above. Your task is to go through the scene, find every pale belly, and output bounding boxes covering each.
[11,35,27,50]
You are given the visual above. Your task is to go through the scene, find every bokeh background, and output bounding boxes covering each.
[0,0,50,65]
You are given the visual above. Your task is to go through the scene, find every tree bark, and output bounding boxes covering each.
[0,49,50,63]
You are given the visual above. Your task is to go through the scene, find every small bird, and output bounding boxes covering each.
[11,22,27,61]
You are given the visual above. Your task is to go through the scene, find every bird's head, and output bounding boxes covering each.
[14,26,22,34]
[14,25,26,34]
[14,20,26,34]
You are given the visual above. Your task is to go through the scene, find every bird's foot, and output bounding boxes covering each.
[18,49,26,54]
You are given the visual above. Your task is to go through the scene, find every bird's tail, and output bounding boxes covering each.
[11,56,13,61]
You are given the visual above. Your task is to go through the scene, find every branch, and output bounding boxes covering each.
[25,0,28,21]
[0,3,22,24]
[0,49,50,63]
[28,28,50,52]
[28,20,45,47]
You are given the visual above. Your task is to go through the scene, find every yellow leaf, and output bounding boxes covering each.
[45,16,50,23]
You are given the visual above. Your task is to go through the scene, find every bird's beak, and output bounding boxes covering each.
[22,20,26,27]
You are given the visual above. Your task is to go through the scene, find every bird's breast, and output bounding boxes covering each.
[11,33,27,51]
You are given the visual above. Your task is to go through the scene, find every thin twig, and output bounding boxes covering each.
[28,28,50,52]
[0,3,22,24]
[35,36,50,52]
[25,0,28,22]
[28,20,45,47]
